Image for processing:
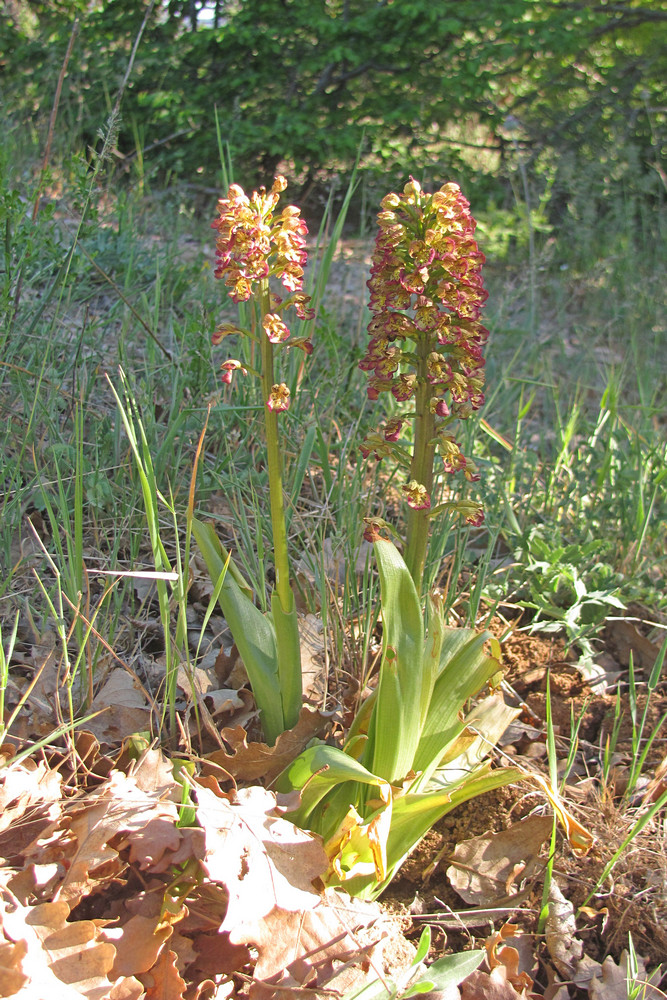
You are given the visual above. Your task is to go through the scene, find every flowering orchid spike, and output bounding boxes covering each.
[211,175,312,309]
[360,177,488,589]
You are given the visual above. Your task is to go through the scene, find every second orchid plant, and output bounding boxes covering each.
[359,177,488,592]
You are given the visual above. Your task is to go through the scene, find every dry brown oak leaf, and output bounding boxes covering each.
[194,781,384,996]
[0,889,142,999]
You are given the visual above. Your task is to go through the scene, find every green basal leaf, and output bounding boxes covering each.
[276,741,391,837]
[362,539,426,784]
[409,949,485,993]
[338,765,524,900]
[421,694,521,792]
[411,628,502,783]
[192,517,284,743]
[420,595,444,728]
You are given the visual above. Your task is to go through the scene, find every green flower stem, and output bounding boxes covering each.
[404,334,436,592]
[258,278,302,727]
[258,279,291,608]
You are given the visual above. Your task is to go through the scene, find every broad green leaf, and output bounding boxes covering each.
[420,695,521,793]
[277,743,393,881]
[277,742,391,836]
[420,596,444,728]
[412,628,502,781]
[192,517,284,743]
[363,539,425,784]
[337,765,523,900]
[409,949,485,993]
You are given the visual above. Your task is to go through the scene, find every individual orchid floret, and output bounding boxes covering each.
[360,433,395,461]
[402,480,431,510]
[219,359,248,384]
[456,500,485,526]
[289,337,314,355]
[267,382,290,411]
[384,418,403,442]
[362,516,392,543]
[212,323,244,345]
[263,313,291,344]
[430,397,450,417]
[292,293,316,321]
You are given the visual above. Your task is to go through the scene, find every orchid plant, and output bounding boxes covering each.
[358,177,488,593]
[273,182,525,897]
[193,176,314,744]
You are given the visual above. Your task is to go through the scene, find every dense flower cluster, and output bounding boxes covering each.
[359,178,487,522]
[212,176,311,303]
[211,176,315,405]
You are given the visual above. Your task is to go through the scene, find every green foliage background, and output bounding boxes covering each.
[2,0,665,219]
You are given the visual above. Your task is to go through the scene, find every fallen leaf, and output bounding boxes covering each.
[125,746,179,799]
[460,966,526,999]
[606,619,662,669]
[0,937,28,995]
[7,863,62,905]
[0,758,63,863]
[588,951,663,999]
[447,815,553,905]
[640,753,667,806]
[484,923,535,994]
[140,948,186,1000]
[1,891,143,1000]
[204,705,330,784]
[105,913,174,977]
[544,882,600,986]
[88,669,151,742]
[239,891,385,999]
[195,782,328,928]
[193,780,388,997]
[58,769,180,901]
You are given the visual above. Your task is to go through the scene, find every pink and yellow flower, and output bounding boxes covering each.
[219,359,248,384]
[262,313,291,344]
[402,480,431,510]
[267,383,290,411]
